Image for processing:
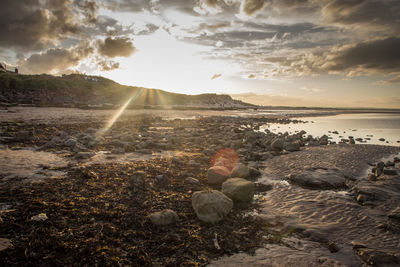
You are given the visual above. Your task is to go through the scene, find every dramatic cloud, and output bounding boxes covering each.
[97,37,135,58]
[98,60,120,71]
[321,37,400,73]
[0,0,99,51]
[322,0,400,33]
[240,0,269,16]
[19,43,94,74]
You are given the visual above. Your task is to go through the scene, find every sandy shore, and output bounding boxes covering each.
[1,108,400,266]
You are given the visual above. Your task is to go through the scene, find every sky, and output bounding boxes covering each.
[1,0,400,108]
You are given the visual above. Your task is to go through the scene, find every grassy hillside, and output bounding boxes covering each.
[0,73,254,109]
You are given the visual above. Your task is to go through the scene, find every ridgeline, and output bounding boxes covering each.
[0,73,254,109]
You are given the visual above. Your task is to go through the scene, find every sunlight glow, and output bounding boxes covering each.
[96,88,144,137]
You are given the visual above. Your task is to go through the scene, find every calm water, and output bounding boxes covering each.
[262,113,400,146]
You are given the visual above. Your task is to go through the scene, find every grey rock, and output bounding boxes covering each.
[185,177,200,186]
[155,175,169,187]
[74,152,95,160]
[284,141,301,152]
[207,166,231,185]
[222,178,255,203]
[270,138,284,151]
[64,138,77,148]
[192,190,233,223]
[129,171,146,189]
[149,209,178,226]
[287,169,347,190]
[231,163,250,179]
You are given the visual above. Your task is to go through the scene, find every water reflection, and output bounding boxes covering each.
[262,113,400,146]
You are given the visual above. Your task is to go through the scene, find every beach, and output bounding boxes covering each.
[1,107,400,266]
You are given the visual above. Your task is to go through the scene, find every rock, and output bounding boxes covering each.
[248,167,261,179]
[356,248,399,266]
[0,238,12,252]
[14,130,32,142]
[185,177,200,186]
[231,163,250,179]
[74,152,95,160]
[318,135,329,145]
[367,173,377,181]
[270,138,284,151]
[287,169,347,190]
[192,190,233,223]
[155,175,169,187]
[356,194,367,204]
[375,162,385,177]
[383,169,398,176]
[188,160,200,167]
[284,141,301,152]
[328,242,339,253]
[31,213,48,221]
[207,166,231,185]
[379,138,385,142]
[64,138,77,148]
[149,209,178,226]
[222,178,255,203]
[388,206,400,220]
[385,160,395,167]
[129,171,146,189]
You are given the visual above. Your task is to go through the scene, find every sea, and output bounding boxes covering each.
[262,112,400,146]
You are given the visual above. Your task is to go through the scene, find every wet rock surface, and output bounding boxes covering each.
[287,168,347,190]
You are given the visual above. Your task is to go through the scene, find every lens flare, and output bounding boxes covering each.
[96,88,144,137]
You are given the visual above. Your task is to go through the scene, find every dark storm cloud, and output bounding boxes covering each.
[322,0,400,32]
[97,37,135,58]
[19,42,94,74]
[322,37,400,72]
[0,0,100,51]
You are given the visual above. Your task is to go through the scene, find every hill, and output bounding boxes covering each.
[0,73,255,109]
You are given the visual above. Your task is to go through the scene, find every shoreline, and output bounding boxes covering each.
[1,109,400,265]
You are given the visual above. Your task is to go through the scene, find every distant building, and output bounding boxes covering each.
[0,62,19,74]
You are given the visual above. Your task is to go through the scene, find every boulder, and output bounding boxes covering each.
[149,209,179,226]
[270,138,284,151]
[284,141,301,152]
[222,178,254,203]
[207,166,231,185]
[287,169,347,190]
[192,190,233,223]
[64,138,77,148]
[231,163,250,179]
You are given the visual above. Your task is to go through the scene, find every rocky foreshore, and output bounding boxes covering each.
[0,110,399,266]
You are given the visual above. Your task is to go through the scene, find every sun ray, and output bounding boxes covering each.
[96,88,144,138]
